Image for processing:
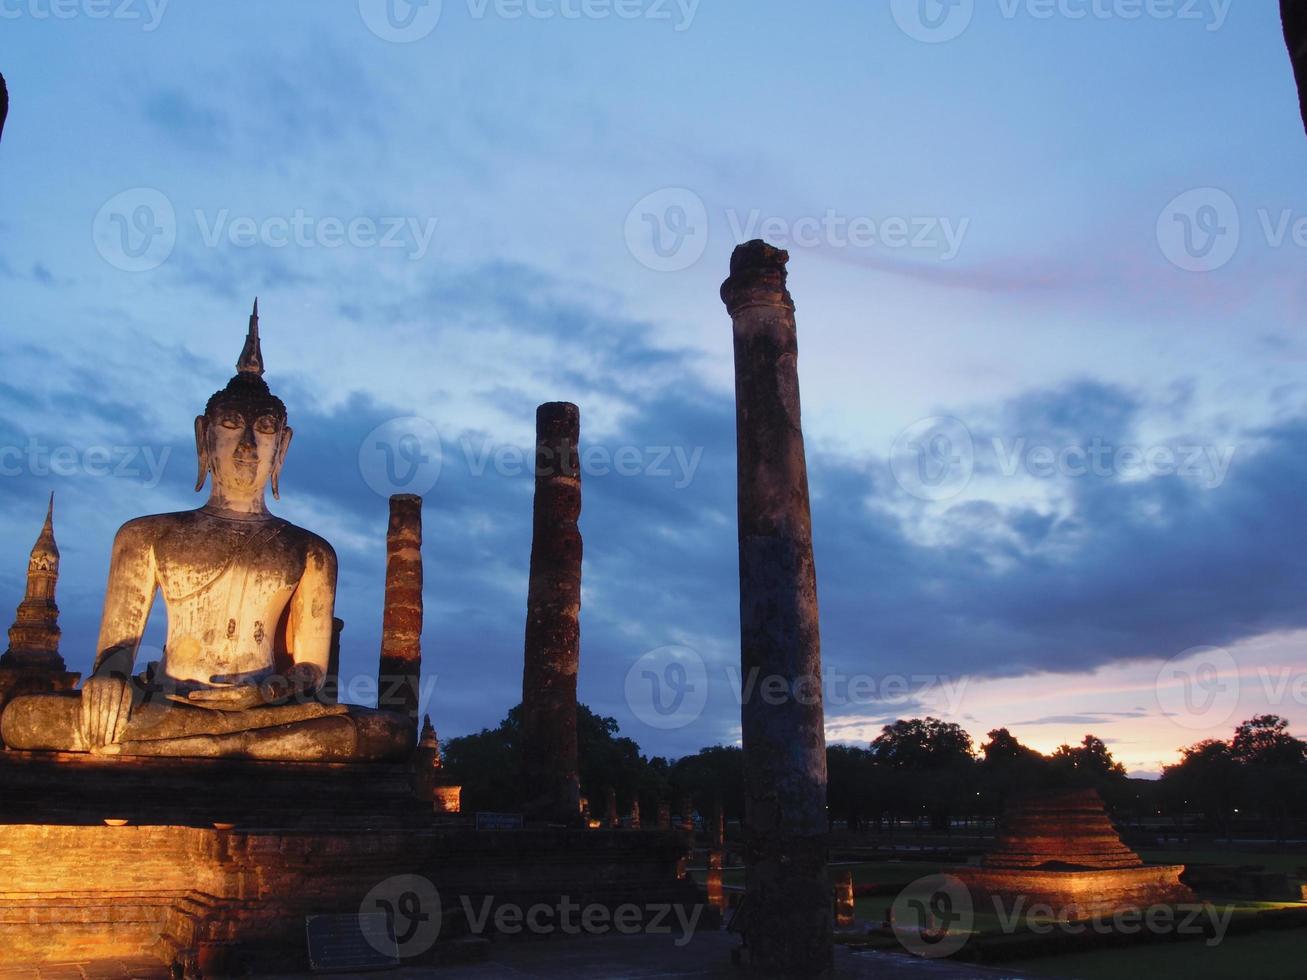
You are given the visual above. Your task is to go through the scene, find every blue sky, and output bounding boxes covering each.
[2,0,1306,774]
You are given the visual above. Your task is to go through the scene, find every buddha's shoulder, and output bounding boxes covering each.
[112,511,194,544]
[282,522,337,564]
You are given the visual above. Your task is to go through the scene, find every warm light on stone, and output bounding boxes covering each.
[954,789,1196,918]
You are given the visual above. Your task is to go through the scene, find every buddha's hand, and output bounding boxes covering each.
[250,663,323,706]
[80,675,134,748]
[182,664,324,712]
[181,678,266,712]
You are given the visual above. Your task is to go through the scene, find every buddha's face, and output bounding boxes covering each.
[195,404,292,503]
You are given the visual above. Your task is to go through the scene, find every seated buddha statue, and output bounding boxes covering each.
[0,303,413,761]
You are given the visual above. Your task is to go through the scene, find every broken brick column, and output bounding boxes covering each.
[721,240,832,975]
[520,402,583,825]
[378,494,422,731]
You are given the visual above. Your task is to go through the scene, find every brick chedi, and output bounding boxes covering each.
[0,496,79,733]
[4,494,64,669]
[955,788,1195,918]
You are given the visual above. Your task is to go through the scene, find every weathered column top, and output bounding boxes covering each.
[720,239,795,315]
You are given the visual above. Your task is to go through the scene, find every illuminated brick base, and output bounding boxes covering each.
[0,754,698,971]
[955,864,1196,918]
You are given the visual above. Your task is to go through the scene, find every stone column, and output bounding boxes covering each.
[657,802,672,830]
[630,798,642,830]
[605,788,619,829]
[707,850,726,915]
[721,240,832,974]
[378,494,422,729]
[678,794,695,833]
[711,796,725,848]
[321,617,344,704]
[834,871,855,929]
[520,402,583,824]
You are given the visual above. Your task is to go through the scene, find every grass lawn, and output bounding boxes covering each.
[1006,927,1307,979]
[1137,847,1305,875]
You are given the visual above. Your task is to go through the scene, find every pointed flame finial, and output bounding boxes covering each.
[237,297,264,376]
[32,492,58,564]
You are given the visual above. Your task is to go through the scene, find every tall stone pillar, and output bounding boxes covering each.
[721,240,832,974]
[605,788,619,829]
[520,402,583,824]
[1284,0,1307,135]
[378,494,422,730]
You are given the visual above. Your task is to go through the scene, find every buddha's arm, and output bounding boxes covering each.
[92,518,158,675]
[83,519,157,746]
[286,536,338,683]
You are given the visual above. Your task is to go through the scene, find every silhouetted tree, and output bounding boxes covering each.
[870,717,977,831]
[1161,738,1240,837]
[979,727,1051,815]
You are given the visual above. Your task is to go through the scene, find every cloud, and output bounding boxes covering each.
[9,257,1307,759]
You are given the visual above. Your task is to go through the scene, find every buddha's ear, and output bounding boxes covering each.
[193,415,210,493]
[271,425,293,500]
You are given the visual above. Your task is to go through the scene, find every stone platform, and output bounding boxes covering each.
[0,752,700,973]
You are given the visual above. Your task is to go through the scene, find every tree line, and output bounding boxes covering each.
[443,706,1307,838]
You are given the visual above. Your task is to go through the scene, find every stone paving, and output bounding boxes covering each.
[0,933,1046,979]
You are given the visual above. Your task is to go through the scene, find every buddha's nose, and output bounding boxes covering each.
[237,426,258,453]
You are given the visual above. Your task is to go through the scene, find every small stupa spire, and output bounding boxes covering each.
[3,494,64,666]
[237,297,264,376]
[34,492,56,562]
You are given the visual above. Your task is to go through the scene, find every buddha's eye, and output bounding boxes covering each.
[254,416,278,435]
[219,413,244,430]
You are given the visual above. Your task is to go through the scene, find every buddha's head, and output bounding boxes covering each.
[194,300,293,503]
